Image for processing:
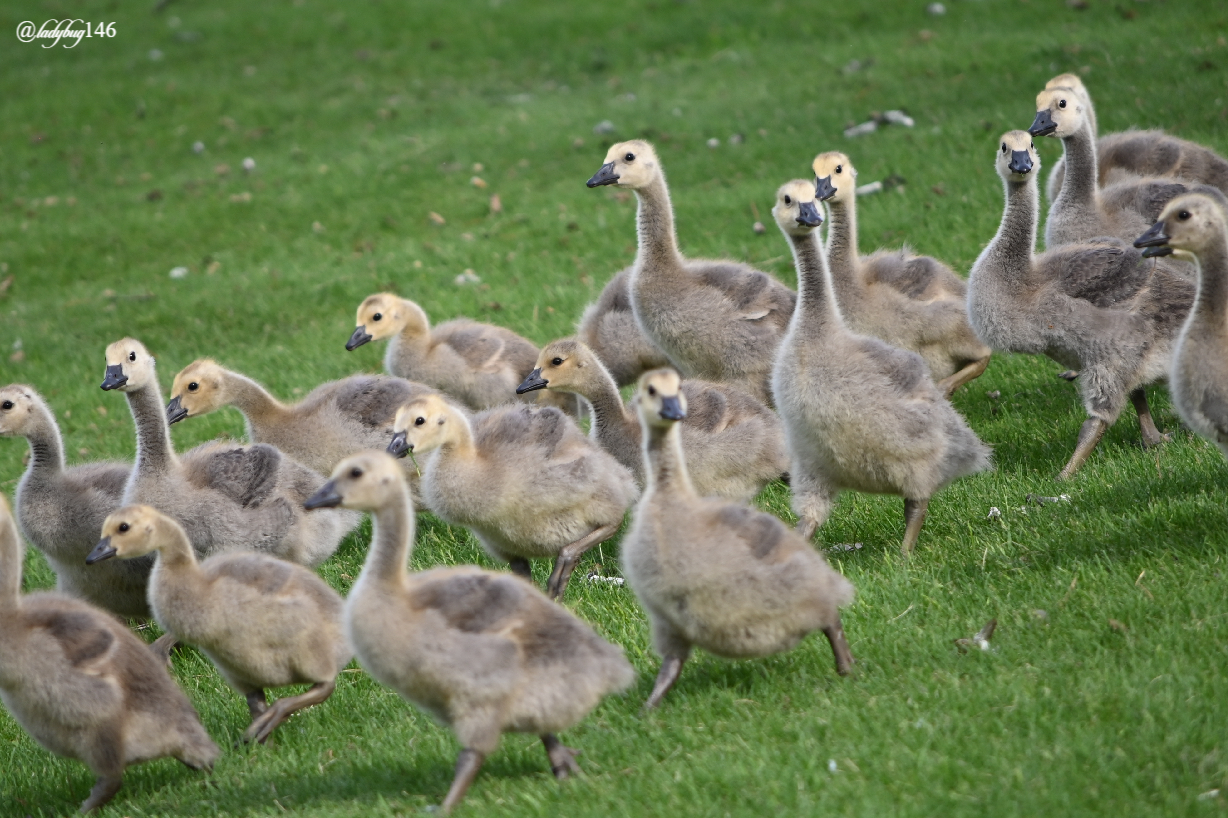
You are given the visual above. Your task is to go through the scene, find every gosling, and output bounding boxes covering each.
[621,371,855,709]
[304,452,634,813]
[576,267,672,386]
[0,494,218,813]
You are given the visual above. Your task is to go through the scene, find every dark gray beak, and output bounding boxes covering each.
[1028,109,1057,137]
[387,431,411,458]
[659,395,685,421]
[346,326,373,351]
[587,162,619,188]
[303,480,343,510]
[1008,149,1033,175]
[166,395,188,425]
[85,537,116,565]
[1134,221,1173,257]
[814,175,837,202]
[100,364,128,391]
[796,200,824,227]
[516,368,549,394]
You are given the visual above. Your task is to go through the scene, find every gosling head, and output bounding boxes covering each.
[1029,87,1087,140]
[87,505,174,564]
[1134,193,1228,263]
[587,140,660,190]
[304,451,405,512]
[633,368,687,429]
[388,393,456,458]
[1044,72,1088,98]
[517,337,589,395]
[348,294,428,351]
[102,338,157,392]
[811,152,857,204]
[772,179,825,238]
[167,359,227,425]
[996,131,1040,183]
[0,385,40,437]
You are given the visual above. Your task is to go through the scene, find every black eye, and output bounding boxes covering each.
[350,467,363,478]
[414,416,425,426]
[551,357,563,366]
[647,385,656,396]
[1,400,12,410]
[372,313,382,321]
[1030,142,1035,149]
[1001,143,1007,153]
[1179,210,1191,221]
[624,153,635,162]
[128,352,136,362]
[783,195,792,206]
[835,165,842,174]
[188,382,199,392]
[1058,99,1067,109]
[118,522,130,533]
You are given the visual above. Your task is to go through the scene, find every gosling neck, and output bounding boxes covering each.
[1191,231,1228,326]
[221,371,290,431]
[788,229,842,337]
[19,397,66,483]
[0,512,21,609]
[632,174,685,278]
[824,196,864,306]
[127,377,179,475]
[982,176,1039,290]
[394,304,433,357]
[430,408,478,462]
[1053,117,1098,216]
[359,482,416,589]
[643,421,694,498]
[565,365,640,459]
[149,516,200,574]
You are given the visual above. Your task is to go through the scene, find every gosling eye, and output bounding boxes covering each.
[350,467,363,479]
[1179,210,1191,221]
[783,195,792,206]
[372,313,382,321]
[1001,142,1007,153]
[118,522,130,533]
[188,382,199,392]
[647,385,656,396]
[624,152,635,162]
[1,400,12,410]
[1030,141,1035,149]
[835,165,842,174]
[128,352,136,362]
[414,416,426,426]
[1058,99,1067,109]
[551,357,563,366]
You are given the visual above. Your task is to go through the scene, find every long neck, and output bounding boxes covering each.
[1193,233,1228,325]
[1054,118,1098,213]
[572,368,640,456]
[222,372,288,428]
[360,483,415,588]
[126,378,178,474]
[788,229,842,336]
[980,178,1039,287]
[21,399,66,482]
[824,197,862,302]
[643,421,694,497]
[0,511,21,609]
[152,518,201,575]
[634,175,685,275]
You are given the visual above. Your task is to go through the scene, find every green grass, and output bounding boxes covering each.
[3,0,1228,815]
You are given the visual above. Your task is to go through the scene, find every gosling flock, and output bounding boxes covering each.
[2,74,1227,814]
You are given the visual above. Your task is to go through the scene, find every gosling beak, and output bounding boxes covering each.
[346,326,373,351]
[586,162,619,188]
[303,480,343,510]
[85,537,116,565]
[516,368,549,394]
[166,395,188,425]
[387,431,412,458]
[796,200,824,228]
[1134,221,1173,257]
[659,395,685,421]
[100,364,128,391]
[814,175,837,202]
[1008,150,1033,175]
[1028,109,1057,137]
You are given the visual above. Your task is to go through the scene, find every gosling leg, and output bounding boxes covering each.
[1130,388,1169,448]
[440,748,485,815]
[901,497,929,556]
[937,354,991,398]
[80,773,123,813]
[796,518,818,542]
[244,680,336,744]
[643,654,687,711]
[541,733,582,780]
[546,522,620,600]
[1058,417,1109,480]
[148,632,179,667]
[245,689,269,719]
[822,616,856,676]
[508,558,532,580]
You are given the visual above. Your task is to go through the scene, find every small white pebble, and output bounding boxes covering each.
[752,221,766,234]
[12,338,23,351]
[987,507,1001,519]
[169,266,189,279]
[927,2,946,15]
[706,137,720,149]
[1059,494,1071,502]
[827,759,838,773]
[454,269,481,286]
[192,141,205,154]
[1198,790,1220,801]
[241,157,256,173]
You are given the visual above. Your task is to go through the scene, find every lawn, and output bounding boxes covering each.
[2,0,1228,815]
